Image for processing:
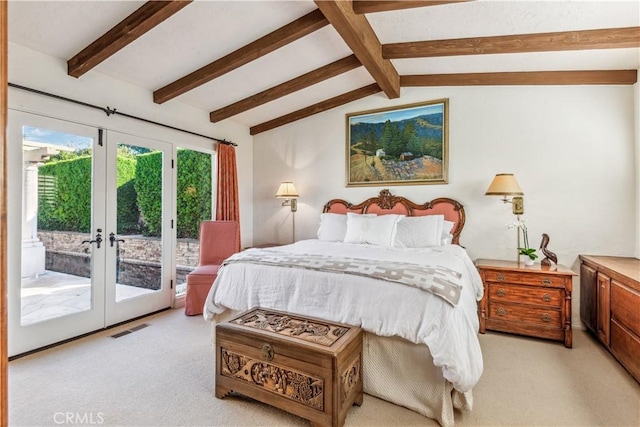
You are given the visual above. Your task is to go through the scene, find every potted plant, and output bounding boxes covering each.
[518,247,538,265]
[508,220,538,265]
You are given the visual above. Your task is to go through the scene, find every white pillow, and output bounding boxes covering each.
[394,215,445,248]
[442,220,455,245]
[441,233,454,246]
[316,213,348,242]
[442,219,454,236]
[344,213,403,247]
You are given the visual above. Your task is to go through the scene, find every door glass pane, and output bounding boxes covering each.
[21,126,94,325]
[114,144,162,302]
[175,148,213,296]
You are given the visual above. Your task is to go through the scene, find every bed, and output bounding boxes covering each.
[204,189,484,427]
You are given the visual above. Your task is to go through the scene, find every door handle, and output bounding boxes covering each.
[82,228,103,249]
[109,232,125,247]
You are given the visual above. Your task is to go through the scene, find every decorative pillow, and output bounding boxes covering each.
[316,213,348,242]
[344,213,403,247]
[394,215,445,248]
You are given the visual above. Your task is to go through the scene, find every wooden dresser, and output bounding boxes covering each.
[579,255,640,383]
[476,259,576,348]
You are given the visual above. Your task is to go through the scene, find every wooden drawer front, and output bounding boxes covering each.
[489,302,561,327]
[610,319,640,383]
[484,270,565,288]
[489,283,562,307]
[611,279,640,337]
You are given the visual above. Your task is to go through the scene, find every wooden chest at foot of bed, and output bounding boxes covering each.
[215,308,363,427]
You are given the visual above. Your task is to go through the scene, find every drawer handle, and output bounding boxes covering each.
[542,293,551,302]
[497,288,506,297]
[541,313,551,322]
[541,278,552,285]
[496,273,505,282]
[497,307,506,316]
[261,343,274,361]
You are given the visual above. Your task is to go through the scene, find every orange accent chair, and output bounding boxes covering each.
[184,220,240,316]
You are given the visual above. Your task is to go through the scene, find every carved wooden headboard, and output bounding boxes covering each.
[323,189,466,245]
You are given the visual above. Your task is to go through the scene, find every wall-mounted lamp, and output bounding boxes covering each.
[275,181,299,242]
[275,181,299,212]
[485,173,524,215]
[485,173,525,261]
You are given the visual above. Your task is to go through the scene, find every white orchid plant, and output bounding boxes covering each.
[507,219,538,261]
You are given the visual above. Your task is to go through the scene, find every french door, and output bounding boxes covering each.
[7,111,173,356]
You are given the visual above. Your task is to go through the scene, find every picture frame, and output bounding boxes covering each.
[345,98,448,187]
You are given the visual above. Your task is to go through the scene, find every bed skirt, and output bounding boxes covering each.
[209,310,472,427]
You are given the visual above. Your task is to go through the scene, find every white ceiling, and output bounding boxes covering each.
[7,0,640,129]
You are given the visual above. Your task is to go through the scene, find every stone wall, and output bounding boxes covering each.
[45,250,91,278]
[117,258,161,290]
[38,231,199,288]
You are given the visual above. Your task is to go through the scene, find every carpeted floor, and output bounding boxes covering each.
[8,308,640,426]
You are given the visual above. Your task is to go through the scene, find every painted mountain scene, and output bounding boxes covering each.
[347,101,447,186]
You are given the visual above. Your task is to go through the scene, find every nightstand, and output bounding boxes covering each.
[476,259,576,348]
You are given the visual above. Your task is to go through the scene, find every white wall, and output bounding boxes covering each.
[253,84,638,326]
[8,43,254,247]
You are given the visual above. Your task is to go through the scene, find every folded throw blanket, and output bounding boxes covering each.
[220,249,462,306]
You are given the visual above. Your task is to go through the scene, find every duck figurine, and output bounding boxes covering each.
[539,233,558,266]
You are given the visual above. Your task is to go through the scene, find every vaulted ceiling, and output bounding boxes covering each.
[8,1,640,136]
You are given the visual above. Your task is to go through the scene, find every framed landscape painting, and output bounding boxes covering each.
[346,99,448,187]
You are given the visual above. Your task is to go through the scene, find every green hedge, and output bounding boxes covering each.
[39,149,212,239]
[176,149,212,239]
[38,156,139,234]
[38,156,92,233]
[116,157,139,234]
[135,151,163,237]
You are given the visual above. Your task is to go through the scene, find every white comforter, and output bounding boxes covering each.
[204,239,484,392]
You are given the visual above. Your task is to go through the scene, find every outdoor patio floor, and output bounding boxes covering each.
[20,270,157,326]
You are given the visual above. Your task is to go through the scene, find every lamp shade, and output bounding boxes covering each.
[485,173,523,196]
[275,181,299,198]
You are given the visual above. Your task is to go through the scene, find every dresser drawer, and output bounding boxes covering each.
[610,319,640,383]
[484,270,565,288]
[488,283,563,307]
[611,280,640,337]
[489,302,561,327]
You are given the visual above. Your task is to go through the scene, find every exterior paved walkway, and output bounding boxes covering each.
[21,271,155,326]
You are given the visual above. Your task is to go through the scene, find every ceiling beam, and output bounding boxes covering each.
[154,9,328,104]
[68,1,192,78]
[400,70,638,86]
[353,1,471,14]
[383,26,640,59]
[315,0,400,99]
[250,83,381,135]
[210,55,361,123]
